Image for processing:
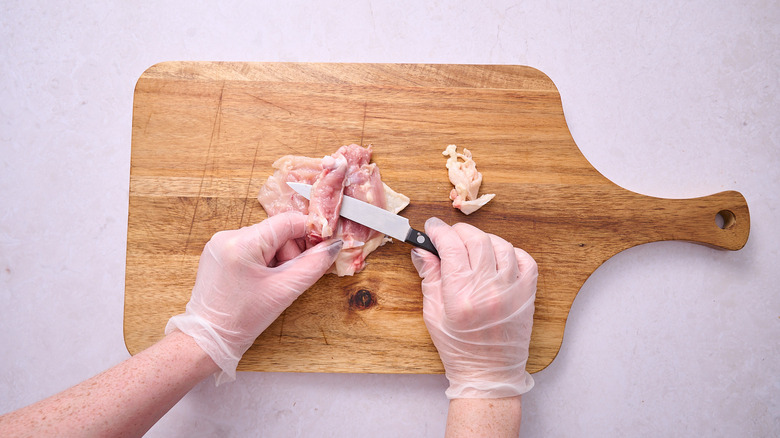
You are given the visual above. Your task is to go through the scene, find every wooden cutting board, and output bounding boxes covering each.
[124,62,749,374]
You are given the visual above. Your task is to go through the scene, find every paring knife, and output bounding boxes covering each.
[287,182,438,256]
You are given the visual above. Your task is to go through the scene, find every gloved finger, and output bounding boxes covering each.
[514,247,538,278]
[452,223,496,275]
[273,239,344,295]
[253,211,308,266]
[424,217,470,276]
[411,247,443,304]
[488,234,520,282]
[411,247,440,279]
[275,239,304,266]
[514,247,539,301]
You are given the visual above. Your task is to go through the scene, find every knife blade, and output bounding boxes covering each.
[287,182,438,256]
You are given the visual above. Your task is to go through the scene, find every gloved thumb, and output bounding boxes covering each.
[274,239,344,293]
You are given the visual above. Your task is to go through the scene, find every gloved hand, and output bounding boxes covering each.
[411,218,537,399]
[166,211,343,384]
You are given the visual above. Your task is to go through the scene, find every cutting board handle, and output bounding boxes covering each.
[631,190,750,251]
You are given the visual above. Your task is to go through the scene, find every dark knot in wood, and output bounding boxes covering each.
[349,289,375,310]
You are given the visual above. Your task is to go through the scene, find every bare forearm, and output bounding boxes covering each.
[446,396,522,438]
[0,330,218,438]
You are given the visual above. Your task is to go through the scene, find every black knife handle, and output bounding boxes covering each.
[405,228,439,257]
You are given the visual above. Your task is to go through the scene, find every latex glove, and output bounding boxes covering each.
[166,211,343,384]
[411,217,537,399]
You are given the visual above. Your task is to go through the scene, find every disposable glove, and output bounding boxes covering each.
[411,217,537,399]
[166,211,343,384]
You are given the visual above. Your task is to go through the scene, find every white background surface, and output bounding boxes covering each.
[1,1,778,436]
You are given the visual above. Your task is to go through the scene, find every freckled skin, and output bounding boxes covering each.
[446,396,522,437]
[0,331,219,438]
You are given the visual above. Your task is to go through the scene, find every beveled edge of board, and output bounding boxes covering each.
[135,61,562,93]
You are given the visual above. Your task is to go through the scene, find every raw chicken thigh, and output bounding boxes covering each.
[305,154,348,245]
[442,144,495,215]
[257,144,409,276]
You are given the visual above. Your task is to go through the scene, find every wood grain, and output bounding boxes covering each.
[124,62,750,374]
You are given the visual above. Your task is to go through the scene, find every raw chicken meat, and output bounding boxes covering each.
[257,144,410,276]
[442,144,495,215]
[305,154,348,245]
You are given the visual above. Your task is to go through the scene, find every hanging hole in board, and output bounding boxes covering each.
[715,210,736,230]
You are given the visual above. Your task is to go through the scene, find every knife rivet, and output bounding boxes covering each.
[416,234,426,244]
